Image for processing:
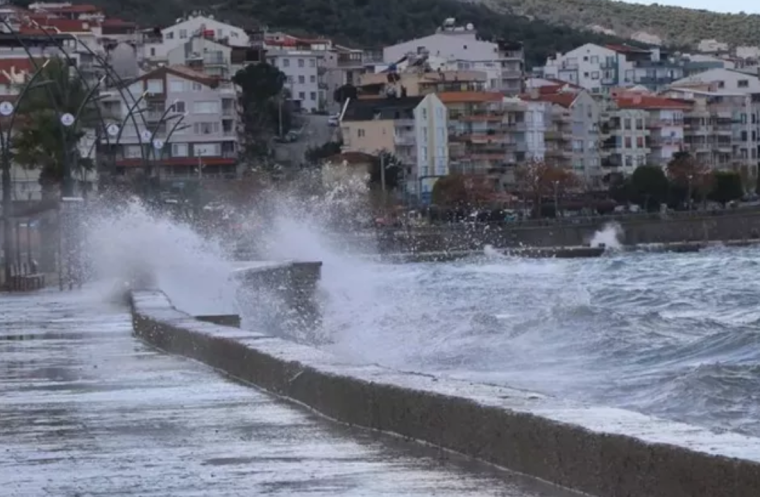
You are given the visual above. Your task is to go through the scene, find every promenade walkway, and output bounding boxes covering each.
[0,288,577,496]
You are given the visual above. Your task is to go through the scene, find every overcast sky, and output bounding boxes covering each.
[619,0,758,14]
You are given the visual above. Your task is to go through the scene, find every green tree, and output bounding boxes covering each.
[708,171,743,206]
[305,140,342,165]
[13,57,96,197]
[233,62,291,164]
[631,165,668,211]
[369,151,402,190]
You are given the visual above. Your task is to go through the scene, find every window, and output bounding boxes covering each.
[739,80,749,88]
[193,122,220,134]
[192,82,203,91]
[310,75,316,83]
[174,101,185,112]
[124,145,142,158]
[636,155,645,166]
[165,31,174,39]
[298,59,304,68]
[194,143,221,156]
[591,71,599,80]
[283,58,290,67]
[624,118,631,130]
[636,136,644,148]
[193,101,220,114]
[625,155,633,167]
[179,29,187,39]
[172,143,188,157]
[310,91,316,101]
[357,129,365,137]
[635,118,644,130]
[422,108,427,119]
[590,56,599,64]
[298,75,305,84]
[310,59,316,67]
[169,80,184,93]
[146,79,163,94]
[298,91,305,100]
[624,136,632,148]
[150,47,156,56]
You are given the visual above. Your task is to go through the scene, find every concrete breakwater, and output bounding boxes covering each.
[131,261,760,497]
[373,210,760,252]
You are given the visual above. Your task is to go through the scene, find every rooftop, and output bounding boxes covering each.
[342,96,424,121]
[437,91,503,104]
[614,95,692,110]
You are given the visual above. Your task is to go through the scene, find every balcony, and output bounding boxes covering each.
[501,70,523,79]
[649,136,683,147]
[394,134,415,146]
[394,119,415,128]
[545,129,571,141]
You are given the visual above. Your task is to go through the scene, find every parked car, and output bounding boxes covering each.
[328,114,340,126]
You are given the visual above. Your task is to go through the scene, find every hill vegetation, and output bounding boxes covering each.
[482,0,760,49]
[66,0,647,67]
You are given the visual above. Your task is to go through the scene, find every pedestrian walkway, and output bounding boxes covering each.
[0,288,578,496]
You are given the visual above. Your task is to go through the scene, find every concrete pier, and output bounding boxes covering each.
[0,289,575,496]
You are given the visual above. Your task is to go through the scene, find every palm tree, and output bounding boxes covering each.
[12,57,98,198]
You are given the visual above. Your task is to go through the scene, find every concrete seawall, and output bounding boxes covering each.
[131,262,760,497]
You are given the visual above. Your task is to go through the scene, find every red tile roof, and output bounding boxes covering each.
[438,91,504,103]
[27,16,93,33]
[615,95,693,110]
[520,92,578,108]
[0,57,46,84]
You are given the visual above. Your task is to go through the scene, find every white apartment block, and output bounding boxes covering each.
[99,65,241,180]
[660,87,757,178]
[670,68,760,93]
[267,50,321,112]
[143,14,249,63]
[521,99,550,161]
[383,18,524,94]
[540,43,633,94]
[600,106,651,175]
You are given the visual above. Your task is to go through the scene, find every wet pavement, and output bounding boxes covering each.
[0,289,579,496]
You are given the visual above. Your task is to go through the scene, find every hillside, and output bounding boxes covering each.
[65,0,647,67]
[482,0,760,48]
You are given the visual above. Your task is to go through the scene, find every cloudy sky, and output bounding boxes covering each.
[619,0,758,14]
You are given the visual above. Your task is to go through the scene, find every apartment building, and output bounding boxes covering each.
[521,88,602,184]
[439,92,524,180]
[610,94,692,168]
[670,68,760,93]
[539,43,690,94]
[142,14,249,64]
[267,49,321,112]
[167,36,231,79]
[339,94,448,202]
[660,87,757,179]
[599,101,651,175]
[100,65,240,181]
[382,18,524,94]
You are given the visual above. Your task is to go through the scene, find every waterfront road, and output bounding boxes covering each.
[0,288,578,496]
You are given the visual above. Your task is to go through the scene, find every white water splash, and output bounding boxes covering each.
[589,222,624,250]
[85,199,238,315]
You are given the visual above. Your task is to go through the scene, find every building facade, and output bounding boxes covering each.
[382,19,524,94]
[339,94,448,202]
[101,65,240,181]
[267,49,321,112]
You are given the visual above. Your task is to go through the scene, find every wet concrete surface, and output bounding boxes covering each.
[0,290,579,496]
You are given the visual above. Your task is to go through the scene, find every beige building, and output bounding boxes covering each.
[340,93,449,201]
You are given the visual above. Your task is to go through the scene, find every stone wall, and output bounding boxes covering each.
[374,211,760,252]
[131,286,760,497]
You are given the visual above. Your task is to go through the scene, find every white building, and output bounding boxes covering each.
[267,49,321,112]
[413,93,449,197]
[383,18,524,94]
[540,43,633,94]
[521,99,550,161]
[143,14,249,63]
[669,68,760,93]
